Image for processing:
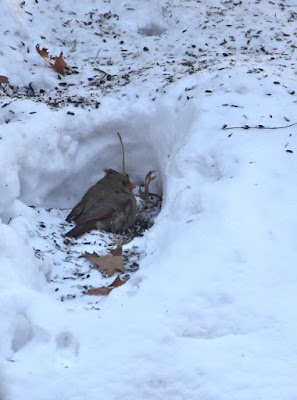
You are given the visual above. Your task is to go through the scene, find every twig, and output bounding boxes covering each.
[93,48,100,64]
[117,132,126,174]
[222,122,297,130]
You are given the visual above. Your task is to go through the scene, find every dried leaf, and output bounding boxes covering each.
[109,274,129,288]
[51,51,69,75]
[36,44,69,74]
[139,170,156,202]
[86,287,112,296]
[110,239,122,256]
[85,275,129,296]
[84,251,125,277]
[36,44,53,65]
[0,76,9,84]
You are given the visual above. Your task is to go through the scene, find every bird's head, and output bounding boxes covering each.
[104,169,135,191]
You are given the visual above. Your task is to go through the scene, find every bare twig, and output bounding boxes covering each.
[117,132,126,174]
[222,122,297,130]
[139,171,159,202]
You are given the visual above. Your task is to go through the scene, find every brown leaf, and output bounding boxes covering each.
[109,274,129,289]
[36,45,69,74]
[84,251,125,277]
[36,44,53,66]
[86,287,112,296]
[0,76,9,84]
[110,239,122,256]
[51,51,69,75]
[139,170,156,202]
[85,275,129,296]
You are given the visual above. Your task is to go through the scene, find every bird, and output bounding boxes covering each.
[65,169,137,238]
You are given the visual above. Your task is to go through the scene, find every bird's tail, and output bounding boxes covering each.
[65,220,97,238]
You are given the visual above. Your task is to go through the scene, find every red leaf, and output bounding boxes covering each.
[51,51,69,75]
[0,75,9,84]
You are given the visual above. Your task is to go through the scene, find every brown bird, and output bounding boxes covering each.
[65,169,137,238]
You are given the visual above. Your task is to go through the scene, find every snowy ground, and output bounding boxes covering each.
[1,0,297,399]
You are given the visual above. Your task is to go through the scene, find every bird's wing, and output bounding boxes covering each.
[66,180,112,222]
[77,192,133,223]
[66,198,87,222]
[65,219,98,238]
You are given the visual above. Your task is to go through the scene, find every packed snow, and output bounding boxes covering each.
[1,0,297,399]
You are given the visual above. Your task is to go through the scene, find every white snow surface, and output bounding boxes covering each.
[1,0,297,399]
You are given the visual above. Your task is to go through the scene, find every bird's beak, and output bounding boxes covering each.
[127,181,136,191]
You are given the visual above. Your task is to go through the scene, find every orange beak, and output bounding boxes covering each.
[127,181,136,191]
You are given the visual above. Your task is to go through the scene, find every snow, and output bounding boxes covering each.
[1,0,297,399]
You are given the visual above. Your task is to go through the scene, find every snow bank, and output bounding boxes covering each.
[2,67,297,398]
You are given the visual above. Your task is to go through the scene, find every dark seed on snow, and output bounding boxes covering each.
[67,111,75,115]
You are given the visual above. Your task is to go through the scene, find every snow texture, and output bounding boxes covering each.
[1,0,297,399]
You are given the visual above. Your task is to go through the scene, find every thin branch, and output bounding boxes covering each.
[117,132,126,174]
[222,122,297,130]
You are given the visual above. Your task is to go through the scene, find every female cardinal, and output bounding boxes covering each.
[65,169,137,237]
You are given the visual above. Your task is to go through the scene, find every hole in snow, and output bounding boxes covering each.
[56,331,79,355]
[8,101,197,305]
[138,23,166,36]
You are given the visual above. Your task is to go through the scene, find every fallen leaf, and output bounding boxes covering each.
[86,287,112,296]
[84,251,125,277]
[36,44,69,74]
[108,275,130,290]
[51,51,69,74]
[85,275,129,296]
[0,76,9,84]
[139,170,156,202]
[110,239,122,256]
[36,44,53,66]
